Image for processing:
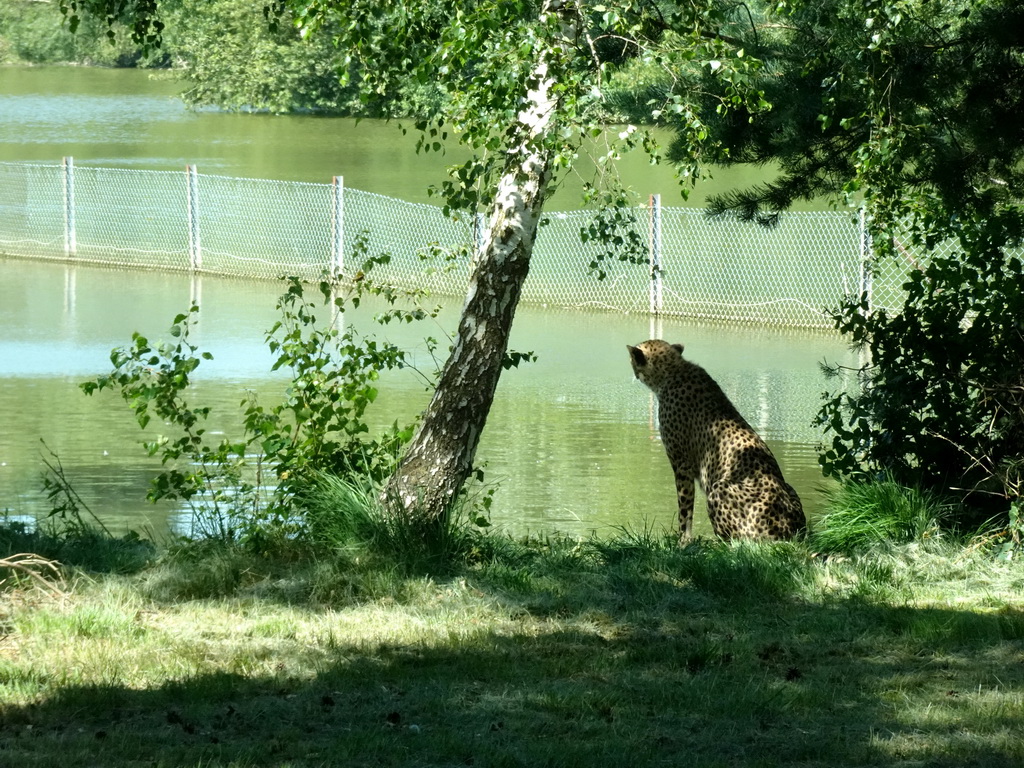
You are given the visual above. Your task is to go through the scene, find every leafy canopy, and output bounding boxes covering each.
[685,0,1024,228]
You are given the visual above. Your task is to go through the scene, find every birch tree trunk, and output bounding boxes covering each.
[383,8,566,524]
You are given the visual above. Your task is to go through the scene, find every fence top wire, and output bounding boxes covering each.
[0,158,862,220]
[1,159,881,327]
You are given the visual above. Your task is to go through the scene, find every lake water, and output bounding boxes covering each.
[0,66,798,208]
[0,257,854,538]
[0,66,856,538]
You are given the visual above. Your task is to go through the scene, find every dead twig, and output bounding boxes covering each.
[0,553,67,598]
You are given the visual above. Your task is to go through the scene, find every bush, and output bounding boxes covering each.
[818,214,1024,530]
[80,249,439,547]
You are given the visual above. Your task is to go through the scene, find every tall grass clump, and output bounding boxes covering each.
[299,472,487,573]
[812,476,949,553]
[140,537,262,601]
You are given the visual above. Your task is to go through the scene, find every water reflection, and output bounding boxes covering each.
[0,258,856,538]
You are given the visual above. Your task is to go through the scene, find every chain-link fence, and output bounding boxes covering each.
[0,159,925,327]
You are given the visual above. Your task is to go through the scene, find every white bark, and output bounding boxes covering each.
[384,4,568,523]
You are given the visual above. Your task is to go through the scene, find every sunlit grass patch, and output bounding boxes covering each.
[812,476,950,553]
[13,600,142,640]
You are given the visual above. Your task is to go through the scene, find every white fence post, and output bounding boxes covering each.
[186,165,202,271]
[62,156,76,258]
[649,194,663,316]
[858,205,873,314]
[331,175,344,277]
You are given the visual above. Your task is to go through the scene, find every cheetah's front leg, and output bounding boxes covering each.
[673,468,696,542]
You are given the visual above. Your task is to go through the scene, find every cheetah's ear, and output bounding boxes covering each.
[671,343,684,355]
[627,345,647,367]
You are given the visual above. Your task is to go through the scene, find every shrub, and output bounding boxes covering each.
[80,244,439,546]
[818,215,1024,532]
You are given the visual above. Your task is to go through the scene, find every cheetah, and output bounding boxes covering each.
[627,339,806,541]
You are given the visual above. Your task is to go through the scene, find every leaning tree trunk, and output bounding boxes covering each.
[383,13,566,525]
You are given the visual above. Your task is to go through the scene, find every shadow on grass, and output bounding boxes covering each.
[2,535,1023,767]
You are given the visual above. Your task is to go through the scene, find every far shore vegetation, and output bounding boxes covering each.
[0,0,448,118]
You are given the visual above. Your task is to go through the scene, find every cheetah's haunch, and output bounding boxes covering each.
[628,339,806,541]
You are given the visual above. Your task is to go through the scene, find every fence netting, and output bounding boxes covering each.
[0,160,937,327]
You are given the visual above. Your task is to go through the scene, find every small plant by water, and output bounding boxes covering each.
[76,239,441,545]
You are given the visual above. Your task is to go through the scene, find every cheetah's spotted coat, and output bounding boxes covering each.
[628,339,806,541]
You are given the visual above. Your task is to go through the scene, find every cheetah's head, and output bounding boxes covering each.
[627,339,685,394]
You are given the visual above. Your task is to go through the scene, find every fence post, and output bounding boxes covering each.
[186,165,202,271]
[858,205,873,314]
[649,194,663,316]
[62,156,76,258]
[331,175,344,277]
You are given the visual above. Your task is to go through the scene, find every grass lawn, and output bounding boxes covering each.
[1,527,1023,767]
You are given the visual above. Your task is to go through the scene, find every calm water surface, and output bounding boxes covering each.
[0,66,796,207]
[0,259,856,537]
[0,66,853,537]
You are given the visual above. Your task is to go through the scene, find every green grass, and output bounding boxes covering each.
[2,517,1024,768]
[0,518,155,575]
[299,472,488,573]
[811,475,951,553]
